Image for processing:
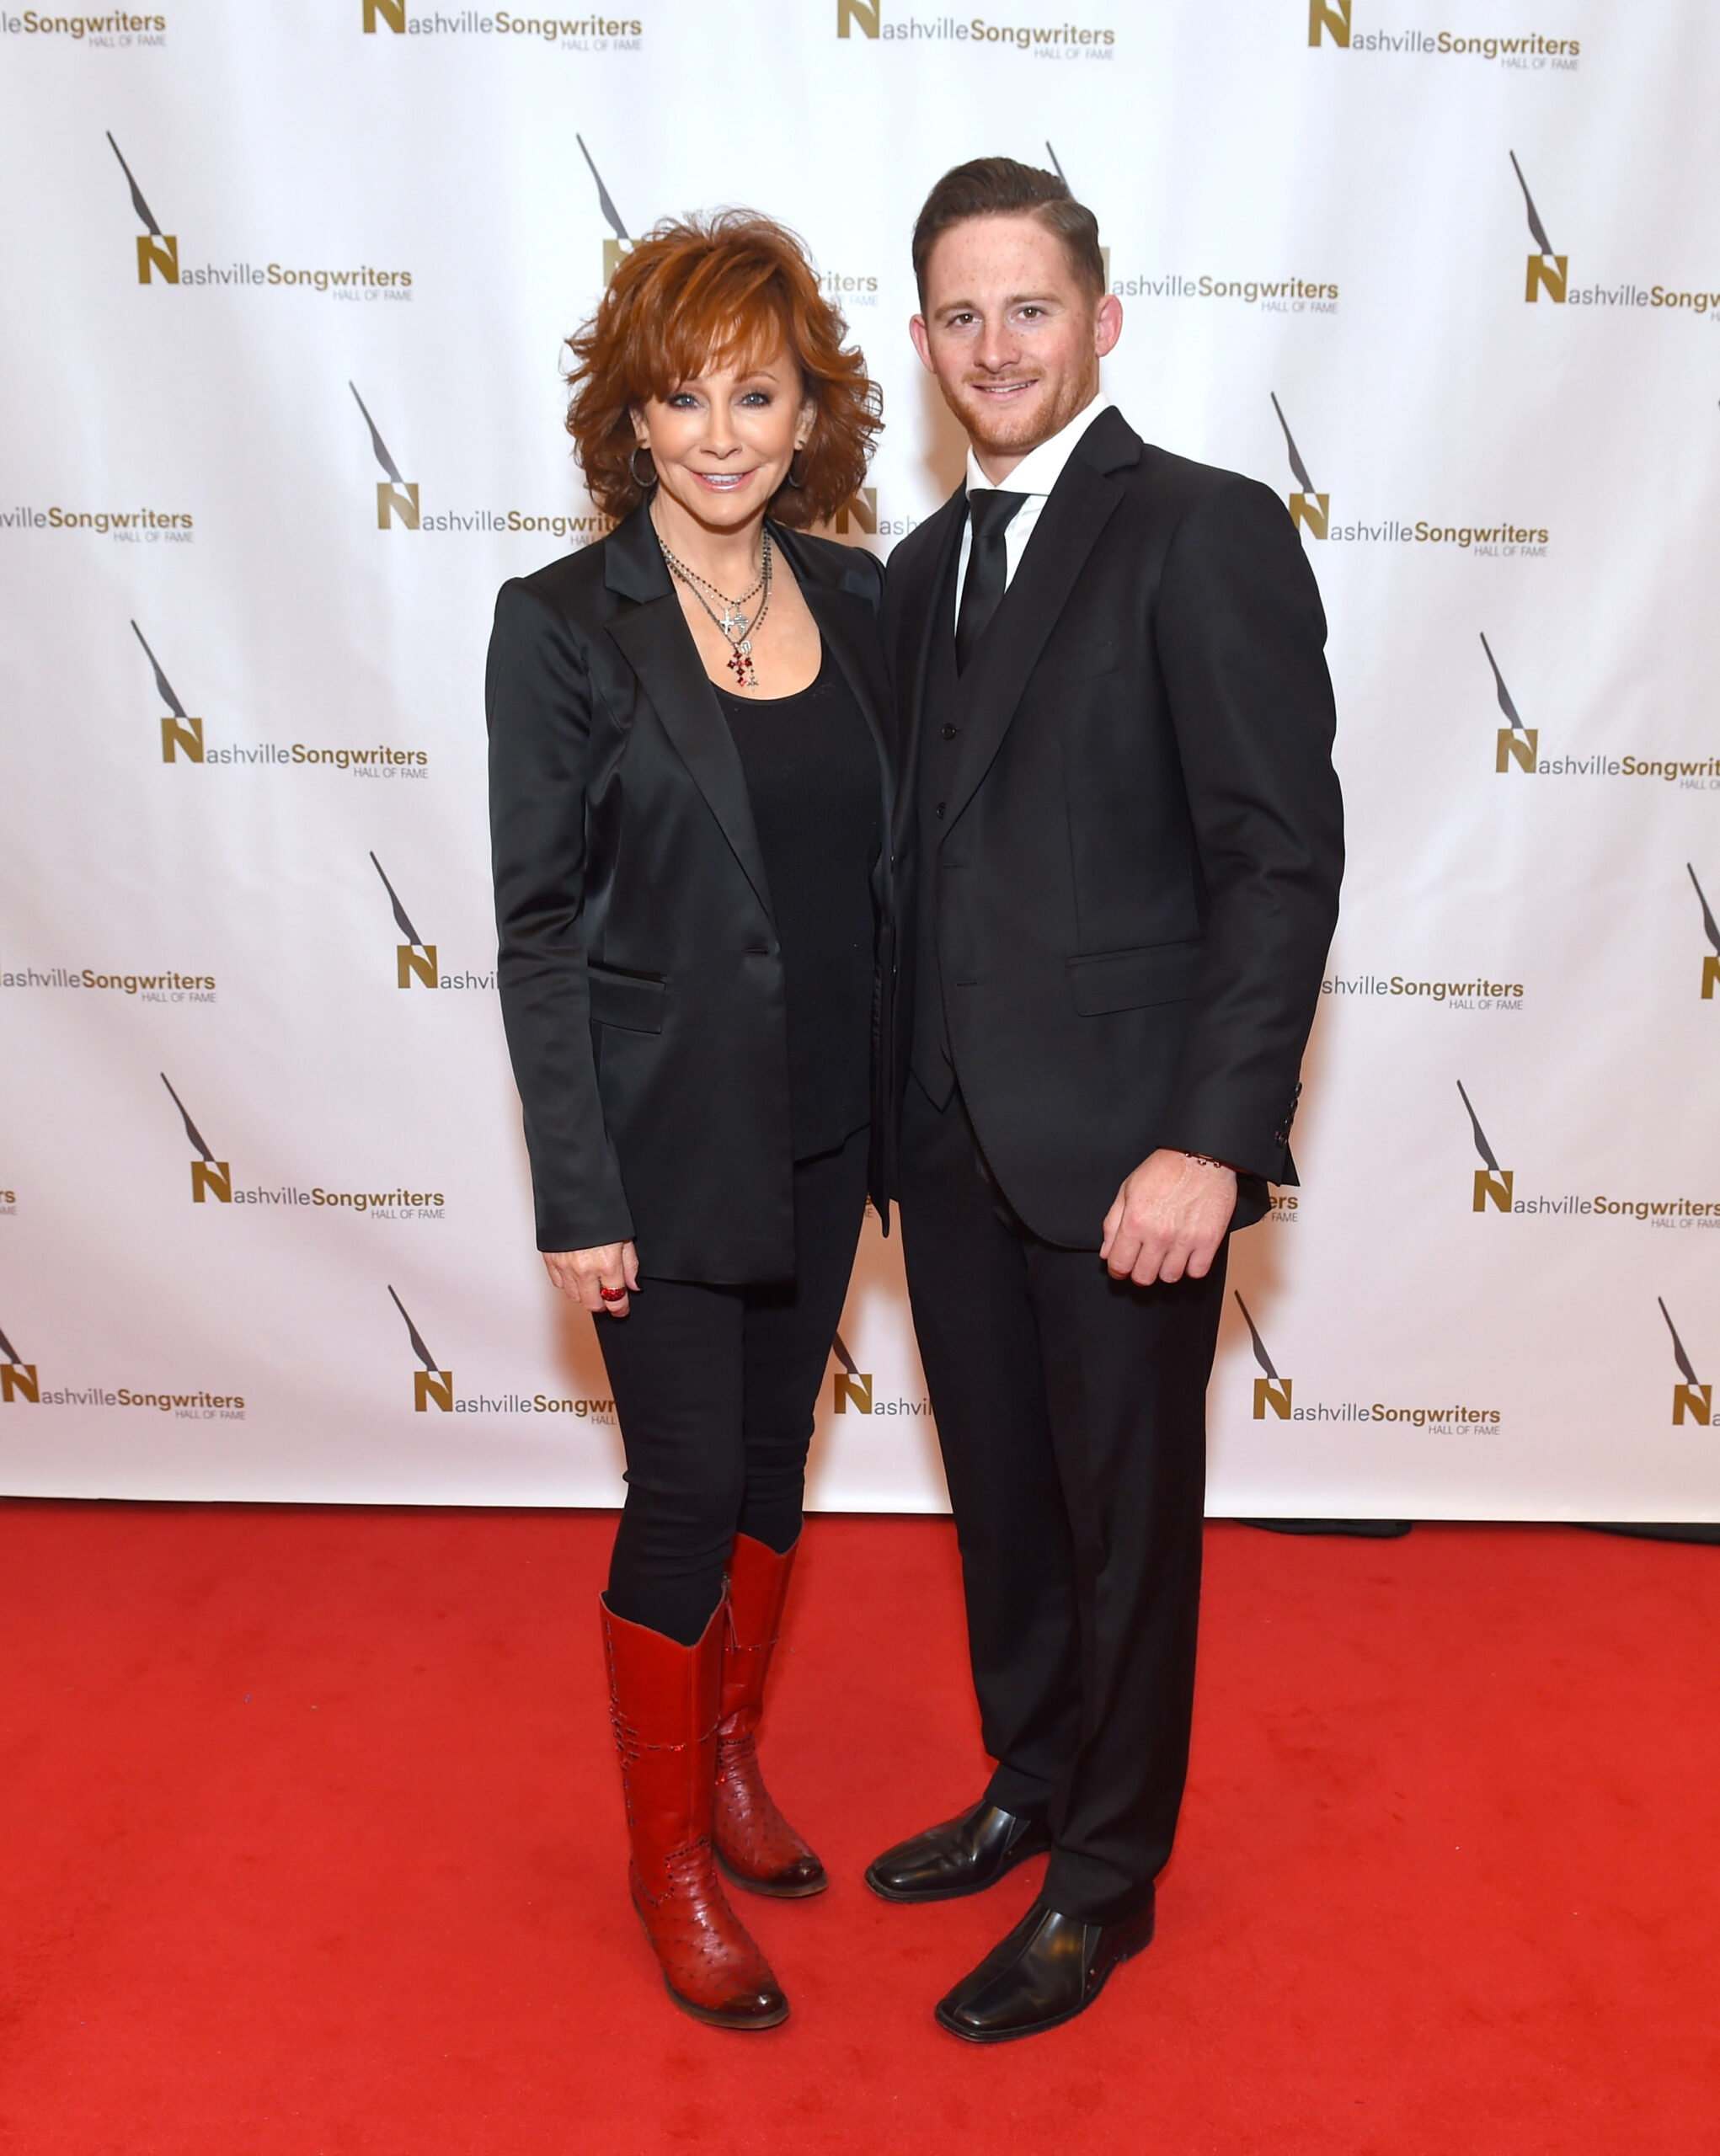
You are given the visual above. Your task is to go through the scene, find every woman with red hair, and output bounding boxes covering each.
[487,214,889,2030]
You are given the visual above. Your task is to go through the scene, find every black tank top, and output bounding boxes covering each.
[715,645,880,1161]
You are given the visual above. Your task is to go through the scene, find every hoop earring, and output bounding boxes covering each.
[783,450,807,491]
[629,446,657,489]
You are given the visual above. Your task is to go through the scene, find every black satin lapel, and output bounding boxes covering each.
[607,597,774,920]
[895,494,966,851]
[944,463,1125,829]
[802,579,891,766]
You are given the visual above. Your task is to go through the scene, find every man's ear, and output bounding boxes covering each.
[1094,293,1123,360]
[909,314,935,372]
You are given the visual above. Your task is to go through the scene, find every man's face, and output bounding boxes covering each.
[910,213,1122,478]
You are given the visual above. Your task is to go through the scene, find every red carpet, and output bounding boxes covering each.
[1,1507,1715,2155]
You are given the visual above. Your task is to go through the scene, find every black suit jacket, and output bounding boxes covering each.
[487,500,894,1281]
[883,406,1343,1247]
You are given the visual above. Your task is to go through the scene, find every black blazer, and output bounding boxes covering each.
[487,500,894,1282]
[883,406,1343,1247]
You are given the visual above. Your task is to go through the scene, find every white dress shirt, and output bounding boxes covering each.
[953,396,1114,614]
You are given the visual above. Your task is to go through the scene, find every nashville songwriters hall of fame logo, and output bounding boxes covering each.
[579,135,633,285]
[1659,1299,1715,1428]
[1512,152,1567,302]
[1457,1080,1513,1212]
[1271,394,1327,539]
[831,1331,870,1414]
[1482,632,1536,773]
[162,1071,231,1202]
[350,383,418,529]
[391,1284,451,1411]
[108,130,177,283]
[371,853,436,987]
[132,619,202,761]
[1689,866,1720,1000]
[1,1315,38,1404]
[1236,1294,1292,1419]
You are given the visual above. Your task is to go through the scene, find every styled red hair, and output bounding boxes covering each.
[564,211,882,530]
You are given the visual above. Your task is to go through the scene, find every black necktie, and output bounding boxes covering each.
[953,489,1027,674]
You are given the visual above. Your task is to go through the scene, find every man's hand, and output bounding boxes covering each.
[542,1240,640,1318]
[1100,1150,1237,1285]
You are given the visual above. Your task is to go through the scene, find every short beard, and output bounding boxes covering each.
[943,365,1097,461]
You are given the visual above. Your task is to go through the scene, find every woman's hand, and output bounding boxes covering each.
[543,1241,641,1318]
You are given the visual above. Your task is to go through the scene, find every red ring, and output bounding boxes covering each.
[598,1286,628,1303]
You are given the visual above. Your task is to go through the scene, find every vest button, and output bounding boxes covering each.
[941,723,959,739]
[934,802,946,819]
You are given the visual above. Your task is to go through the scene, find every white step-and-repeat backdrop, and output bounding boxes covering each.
[3,1,1717,1519]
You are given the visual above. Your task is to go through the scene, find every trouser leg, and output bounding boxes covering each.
[596,1127,869,1644]
[1026,1238,1230,1924]
[734,1126,871,1554]
[596,1278,746,1647]
[897,1079,1082,1817]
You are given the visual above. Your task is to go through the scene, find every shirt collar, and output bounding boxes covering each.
[964,396,1114,502]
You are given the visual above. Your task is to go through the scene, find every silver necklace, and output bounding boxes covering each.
[654,517,773,691]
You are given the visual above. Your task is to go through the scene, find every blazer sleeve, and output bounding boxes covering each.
[1151,476,1344,1182]
[487,577,635,1252]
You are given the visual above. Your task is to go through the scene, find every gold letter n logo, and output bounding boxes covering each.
[1,1363,40,1404]
[1496,726,1538,773]
[1290,492,1329,539]
[377,481,419,529]
[398,942,438,989]
[137,233,179,284]
[364,0,406,29]
[835,488,878,535]
[1526,253,1568,302]
[1309,0,1350,45]
[1673,1381,1712,1426]
[1473,1167,1514,1214]
[838,0,880,37]
[415,1369,454,1412]
[1253,1377,1294,1421]
[192,1160,232,1203]
[162,714,204,762]
[834,1370,873,1413]
[1701,955,1719,1000]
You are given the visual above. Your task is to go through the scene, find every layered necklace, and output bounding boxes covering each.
[654,511,773,692]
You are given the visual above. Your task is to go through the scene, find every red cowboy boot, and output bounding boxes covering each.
[601,1596,788,2029]
[713,1534,828,1897]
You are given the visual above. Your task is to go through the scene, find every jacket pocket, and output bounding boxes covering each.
[1055,638,1122,687]
[588,962,665,1035]
[1066,940,1200,1017]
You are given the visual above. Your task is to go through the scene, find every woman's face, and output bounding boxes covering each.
[633,345,814,536]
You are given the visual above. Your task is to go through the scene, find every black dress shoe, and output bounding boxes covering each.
[934,1892,1156,2043]
[864,1800,1052,1903]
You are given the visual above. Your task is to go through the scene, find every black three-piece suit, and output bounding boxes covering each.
[883,406,1343,1922]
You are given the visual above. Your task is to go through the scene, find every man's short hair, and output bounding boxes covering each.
[911,157,1106,309]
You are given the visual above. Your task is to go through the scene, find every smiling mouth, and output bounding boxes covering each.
[965,378,1039,400]
[691,470,754,490]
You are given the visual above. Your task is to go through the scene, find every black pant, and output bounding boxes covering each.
[898,1079,1228,1924]
[596,1125,869,1646]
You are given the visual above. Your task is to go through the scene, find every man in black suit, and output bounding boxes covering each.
[868,159,1343,2042]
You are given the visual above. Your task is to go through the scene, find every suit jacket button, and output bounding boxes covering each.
[934,802,946,819]
[941,723,959,739]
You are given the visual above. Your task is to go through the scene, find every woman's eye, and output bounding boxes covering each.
[667,392,699,408]
[740,392,772,407]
